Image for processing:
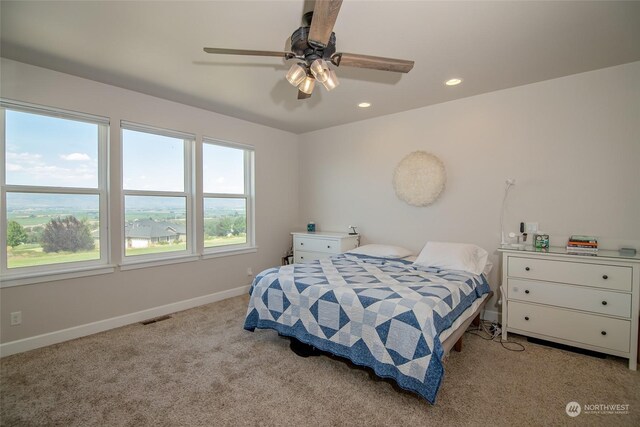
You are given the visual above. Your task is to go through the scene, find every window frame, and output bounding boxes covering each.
[0,99,111,285]
[120,121,196,265]
[202,137,255,255]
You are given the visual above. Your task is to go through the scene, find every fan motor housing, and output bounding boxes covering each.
[291,26,336,63]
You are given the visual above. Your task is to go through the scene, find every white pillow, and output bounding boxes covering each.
[414,241,488,275]
[347,244,413,259]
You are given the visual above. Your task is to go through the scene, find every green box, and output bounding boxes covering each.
[535,234,549,249]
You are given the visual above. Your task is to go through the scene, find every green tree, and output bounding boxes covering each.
[233,215,246,235]
[7,221,28,247]
[205,218,220,238]
[41,216,95,253]
[26,226,44,244]
[217,216,234,237]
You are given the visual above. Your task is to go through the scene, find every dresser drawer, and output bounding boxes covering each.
[294,250,331,263]
[508,256,632,291]
[508,278,632,318]
[294,236,339,254]
[508,301,630,353]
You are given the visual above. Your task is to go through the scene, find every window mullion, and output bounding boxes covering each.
[3,185,101,195]
[1,110,7,272]
[203,193,247,199]
[123,189,187,198]
[98,124,110,265]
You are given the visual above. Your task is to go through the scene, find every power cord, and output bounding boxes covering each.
[465,320,525,352]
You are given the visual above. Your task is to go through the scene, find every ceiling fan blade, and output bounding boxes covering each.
[331,52,414,73]
[298,90,312,100]
[203,47,293,59]
[308,0,343,47]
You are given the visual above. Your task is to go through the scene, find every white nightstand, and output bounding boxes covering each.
[291,231,359,263]
[499,246,639,370]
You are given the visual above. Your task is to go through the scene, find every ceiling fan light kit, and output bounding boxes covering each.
[310,59,330,83]
[203,0,414,99]
[299,76,316,95]
[286,63,308,86]
[321,69,340,91]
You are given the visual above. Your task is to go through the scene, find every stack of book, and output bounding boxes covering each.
[567,235,598,255]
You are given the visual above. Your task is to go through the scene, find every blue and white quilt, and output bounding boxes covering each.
[244,253,490,403]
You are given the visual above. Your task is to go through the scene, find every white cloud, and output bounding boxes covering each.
[6,152,43,163]
[6,163,23,171]
[60,152,91,161]
[6,151,96,186]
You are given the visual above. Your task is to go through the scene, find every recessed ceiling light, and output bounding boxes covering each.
[358,102,371,108]
[445,78,462,86]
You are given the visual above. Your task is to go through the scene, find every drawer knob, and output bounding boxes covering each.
[300,256,304,259]
[602,274,608,280]
[524,290,530,294]
[601,331,607,336]
[327,245,330,248]
[300,242,304,246]
[524,316,530,321]
[602,301,608,306]
[525,267,530,271]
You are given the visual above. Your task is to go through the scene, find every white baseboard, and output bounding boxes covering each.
[481,308,500,323]
[0,284,250,358]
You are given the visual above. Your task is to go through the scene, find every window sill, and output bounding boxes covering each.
[119,254,200,271]
[0,247,258,287]
[201,246,258,260]
[1,265,116,288]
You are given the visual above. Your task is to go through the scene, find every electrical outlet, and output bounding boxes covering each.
[525,222,539,234]
[10,311,22,326]
[246,267,253,277]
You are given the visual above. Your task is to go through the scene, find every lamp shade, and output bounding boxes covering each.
[299,76,315,95]
[286,63,307,87]
[310,59,329,83]
[321,70,340,91]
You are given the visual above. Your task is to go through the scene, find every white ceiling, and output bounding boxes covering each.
[2,1,639,134]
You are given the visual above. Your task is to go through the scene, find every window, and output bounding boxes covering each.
[202,139,254,252]
[121,122,194,261]
[1,101,109,277]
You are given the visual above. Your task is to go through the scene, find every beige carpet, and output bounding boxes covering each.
[1,294,638,426]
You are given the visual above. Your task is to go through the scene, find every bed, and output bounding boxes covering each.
[244,247,492,404]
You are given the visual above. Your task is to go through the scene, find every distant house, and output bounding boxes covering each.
[124,219,186,248]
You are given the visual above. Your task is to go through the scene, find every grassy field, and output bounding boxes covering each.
[204,235,246,247]
[7,244,100,268]
[125,242,187,257]
[7,235,248,268]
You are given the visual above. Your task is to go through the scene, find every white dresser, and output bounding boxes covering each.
[499,247,639,370]
[291,231,359,263]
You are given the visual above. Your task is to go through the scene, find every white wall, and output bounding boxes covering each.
[2,58,639,346]
[298,61,640,318]
[0,59,299,345]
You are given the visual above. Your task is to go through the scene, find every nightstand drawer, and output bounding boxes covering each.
[508,301,630,353]
[294,250,331,263]
[294,236,339,254]
[508,279,632,318]
[508,257,632,291]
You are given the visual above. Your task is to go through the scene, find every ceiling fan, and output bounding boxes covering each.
[203,0,414,99]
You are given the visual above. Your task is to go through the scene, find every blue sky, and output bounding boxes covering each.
[5,110,98,188]
[122,129,184,191]
[202,143,244,194]
[5,110,245,195]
